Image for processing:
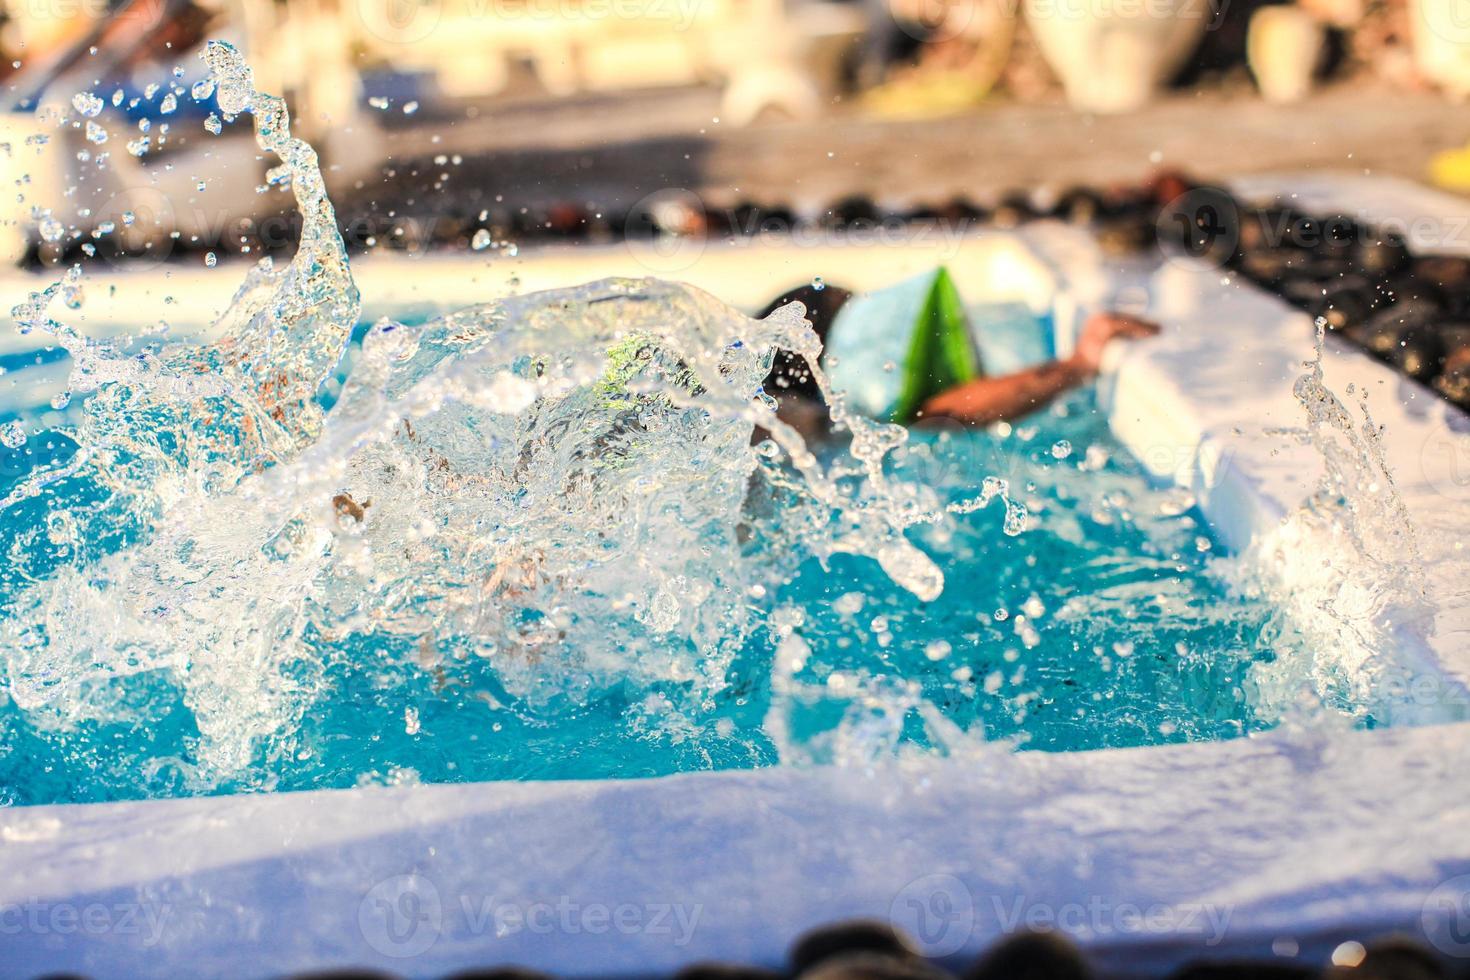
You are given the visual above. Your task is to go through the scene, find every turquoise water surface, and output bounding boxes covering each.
[0,363,1285,805]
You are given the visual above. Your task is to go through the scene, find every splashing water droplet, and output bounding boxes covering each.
[471,228,491,251]
[204,252,217,268]
[1050,439,1072,459]
[71,92,103,118]
[0,421,26,449]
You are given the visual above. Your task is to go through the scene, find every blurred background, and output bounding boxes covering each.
[4,0,1470,267]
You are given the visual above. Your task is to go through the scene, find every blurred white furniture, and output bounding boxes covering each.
[1247,4,1325,104]
[1411,0,1470,98]
[350,0,864,124]
[1022,0,1210,112]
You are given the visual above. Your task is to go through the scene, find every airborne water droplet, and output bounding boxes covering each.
[71,92,103,118]
[0,421,26,449]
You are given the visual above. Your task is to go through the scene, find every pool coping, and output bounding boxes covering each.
[4,178,1470,977]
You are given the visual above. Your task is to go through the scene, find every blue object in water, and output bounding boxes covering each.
[967,301,1055,377]
[821,267,978,424]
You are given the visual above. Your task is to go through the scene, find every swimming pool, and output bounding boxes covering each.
[4,213,1469,977]
[0,380,1294,805]
[3,46,1470,977]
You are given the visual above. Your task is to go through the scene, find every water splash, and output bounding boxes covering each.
[0,43,967,788]
[1236,320,1439,725]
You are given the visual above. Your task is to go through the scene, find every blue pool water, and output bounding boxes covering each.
[0,373,1285,805]
[0,43,1302,807]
